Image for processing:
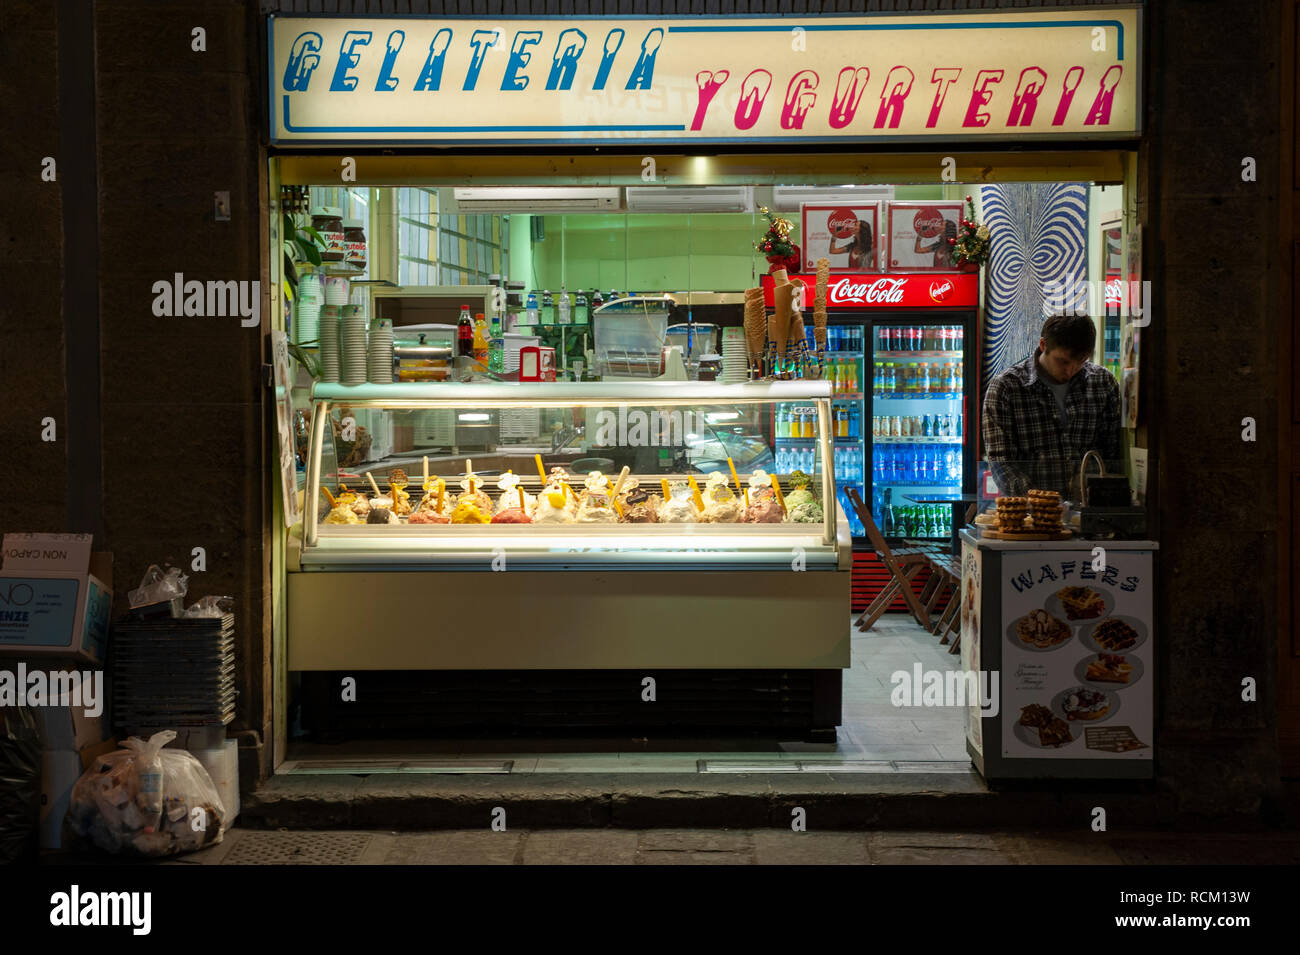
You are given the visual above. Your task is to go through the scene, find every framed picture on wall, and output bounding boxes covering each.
[801,202,880,272]
[886,201,964,271]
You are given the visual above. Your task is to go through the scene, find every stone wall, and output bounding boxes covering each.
[1145,0,1283,816]
[1,2,66,535]
[93,0,271,774]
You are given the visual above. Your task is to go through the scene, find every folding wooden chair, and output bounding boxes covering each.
[846,487,933,632]
[929,555,963,647]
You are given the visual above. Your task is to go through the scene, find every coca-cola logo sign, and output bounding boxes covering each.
[928,279,954,303]
[913,207,945,238]
[829,277,907,305]
[827,208,858,240]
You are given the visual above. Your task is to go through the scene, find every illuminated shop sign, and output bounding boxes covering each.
[269,10,1139,144]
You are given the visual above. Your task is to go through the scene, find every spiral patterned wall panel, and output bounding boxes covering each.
[980,183,1089,388]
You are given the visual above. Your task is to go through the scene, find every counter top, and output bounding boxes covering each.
[959,529,1158,551]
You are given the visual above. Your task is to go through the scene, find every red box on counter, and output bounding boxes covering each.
[518,346,556,381]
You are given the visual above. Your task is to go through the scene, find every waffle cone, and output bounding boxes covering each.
[743,287,767,359]
[815,258,830,310]
[771,283,794,365]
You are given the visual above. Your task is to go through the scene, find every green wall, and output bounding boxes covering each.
[529,213,763,294]
[523,186,951,294]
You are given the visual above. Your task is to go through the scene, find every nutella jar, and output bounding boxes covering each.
[343,219,367,270]
[311,206,345,262]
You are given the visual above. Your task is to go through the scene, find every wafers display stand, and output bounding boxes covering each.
[959,528,1157,779]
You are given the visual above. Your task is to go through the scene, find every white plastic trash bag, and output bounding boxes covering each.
[67,730,227,856]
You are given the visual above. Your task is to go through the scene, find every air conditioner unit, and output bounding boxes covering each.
[624,186,754,214]
[449,187,623,213]
[770,185,896,212]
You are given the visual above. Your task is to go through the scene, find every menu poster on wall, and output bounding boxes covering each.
[959,540,984,757]
[887,202,963,271]
[801,203,880,272]
[1000,550,1153,760]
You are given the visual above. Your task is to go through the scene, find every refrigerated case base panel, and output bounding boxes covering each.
[296,668,842,739]
[288,568,850,670]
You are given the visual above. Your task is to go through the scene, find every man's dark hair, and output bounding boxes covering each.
[1041,314,1096,358]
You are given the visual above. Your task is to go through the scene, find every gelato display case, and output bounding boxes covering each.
[287,381,852,734]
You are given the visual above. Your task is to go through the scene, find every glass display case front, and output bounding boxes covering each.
[301,381,846,571]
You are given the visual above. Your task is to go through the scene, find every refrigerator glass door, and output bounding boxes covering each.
[869,319,966,539]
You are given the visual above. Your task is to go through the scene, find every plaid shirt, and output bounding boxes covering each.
[982,349,1121,497]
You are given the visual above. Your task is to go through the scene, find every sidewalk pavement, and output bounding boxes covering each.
[44,827,1300,865]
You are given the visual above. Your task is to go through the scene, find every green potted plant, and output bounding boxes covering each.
[283,210,327,293]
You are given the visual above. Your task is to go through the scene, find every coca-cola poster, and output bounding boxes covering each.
[886,201,964,271]
[800,203,880,273]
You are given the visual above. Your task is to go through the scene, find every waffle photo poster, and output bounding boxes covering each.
[801,203,880,273]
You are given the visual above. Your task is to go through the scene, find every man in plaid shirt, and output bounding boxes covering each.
[982,314,1121,498]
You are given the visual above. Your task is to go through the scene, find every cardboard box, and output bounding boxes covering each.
[30,670,108,749]
[0,536,112,665]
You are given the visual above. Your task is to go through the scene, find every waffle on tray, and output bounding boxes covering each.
[995,496,1028,532]
[1026,489,1062,532]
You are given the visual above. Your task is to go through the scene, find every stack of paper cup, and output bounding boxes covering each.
[368,319,394,383]
[720,326,749,383]
[295,272,323,345]
[341,304,368,385]
[324,276,350,306]
[318,306,340,382]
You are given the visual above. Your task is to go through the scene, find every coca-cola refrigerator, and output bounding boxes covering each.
[762,272,980,611]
